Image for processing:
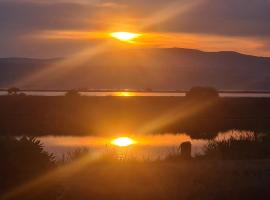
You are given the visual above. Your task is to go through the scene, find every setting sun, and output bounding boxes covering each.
[111,137,137,147]
[110,32,141,42]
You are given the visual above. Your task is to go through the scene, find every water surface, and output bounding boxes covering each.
[39,130,250,160]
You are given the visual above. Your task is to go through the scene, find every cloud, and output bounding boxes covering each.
[1,0,270,36]
[154,0,270,37]
[1,0,270,57]
[0,1,97,31]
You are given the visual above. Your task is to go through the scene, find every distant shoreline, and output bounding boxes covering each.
[1,89,270,94]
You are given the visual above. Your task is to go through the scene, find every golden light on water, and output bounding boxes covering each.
[111,137,137,147]
[110,32,141,42]
[116,92,134,97]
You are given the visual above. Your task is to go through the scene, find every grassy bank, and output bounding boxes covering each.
[3,160,270,200]
[60,160,270,200]
[1,136,270,200]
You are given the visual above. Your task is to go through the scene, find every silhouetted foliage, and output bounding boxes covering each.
[7,87,20,95]
[186,86,219,99]
[0,137,56,195]
[57,160,270,200]
[203,133,270,160]
[61,148,90,163]
[65,89,81,97]
[18,92,27,96]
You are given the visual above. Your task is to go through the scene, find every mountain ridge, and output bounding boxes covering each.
[1,48,270,90]
[2,47,269,60]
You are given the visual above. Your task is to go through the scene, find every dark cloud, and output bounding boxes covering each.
[1,0,270,35]
[154,0,270,37]
[0,1,97,31]
[0,0,114,57]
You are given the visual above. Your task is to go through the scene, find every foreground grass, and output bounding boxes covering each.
[2,136,270,200]
[57,160,270,200]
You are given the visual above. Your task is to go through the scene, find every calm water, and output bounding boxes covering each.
[1,91,270,97]
[39,130,250,160]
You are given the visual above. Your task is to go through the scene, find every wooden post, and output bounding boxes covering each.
[180,141,192,159]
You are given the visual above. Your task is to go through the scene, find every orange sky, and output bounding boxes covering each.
[31,30,268,57]
[1,0,270,57]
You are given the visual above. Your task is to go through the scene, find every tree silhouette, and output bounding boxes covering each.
[7,87,20,95]
[65,89,81,97]
[186,86,219,99]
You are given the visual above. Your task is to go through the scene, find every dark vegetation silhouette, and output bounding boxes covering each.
[1,86,270,200]
[59,159,270,200]
[40,141,270,200]
[60,147,90,163]
[186,86,219,100]
[0,137,59,200]
[7,87,27,96]
[65,89,81,97]
[7,87,20,95]
[202,133,270,160]
[1,135,270,200]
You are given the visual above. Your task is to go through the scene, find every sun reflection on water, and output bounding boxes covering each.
[38,133,207,160]
[116,92,135,97]
[110,137,137,147]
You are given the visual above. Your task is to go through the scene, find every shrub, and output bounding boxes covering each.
[65,89,81,97]
[0,137,55,192]
[202,133,270,160]
[186,86,219,99]
[7,87,20,95]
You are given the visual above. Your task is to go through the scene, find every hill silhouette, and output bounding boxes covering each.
[1,48,270,90]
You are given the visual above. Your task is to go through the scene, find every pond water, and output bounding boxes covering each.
[39,130,251,160]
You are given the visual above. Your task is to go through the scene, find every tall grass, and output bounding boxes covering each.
[203,131,270,160]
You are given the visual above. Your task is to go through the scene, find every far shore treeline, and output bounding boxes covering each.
[1,87,270,138]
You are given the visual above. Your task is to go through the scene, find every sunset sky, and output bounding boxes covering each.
[1,0,270,57]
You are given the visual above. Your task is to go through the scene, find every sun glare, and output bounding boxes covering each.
[110,32,141,42]
[111,137,137,147]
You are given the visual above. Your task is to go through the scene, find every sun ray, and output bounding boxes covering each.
[138,0,203,31]
[0,151,103,200]
[14,42,110,88]
[11,0,203,88]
